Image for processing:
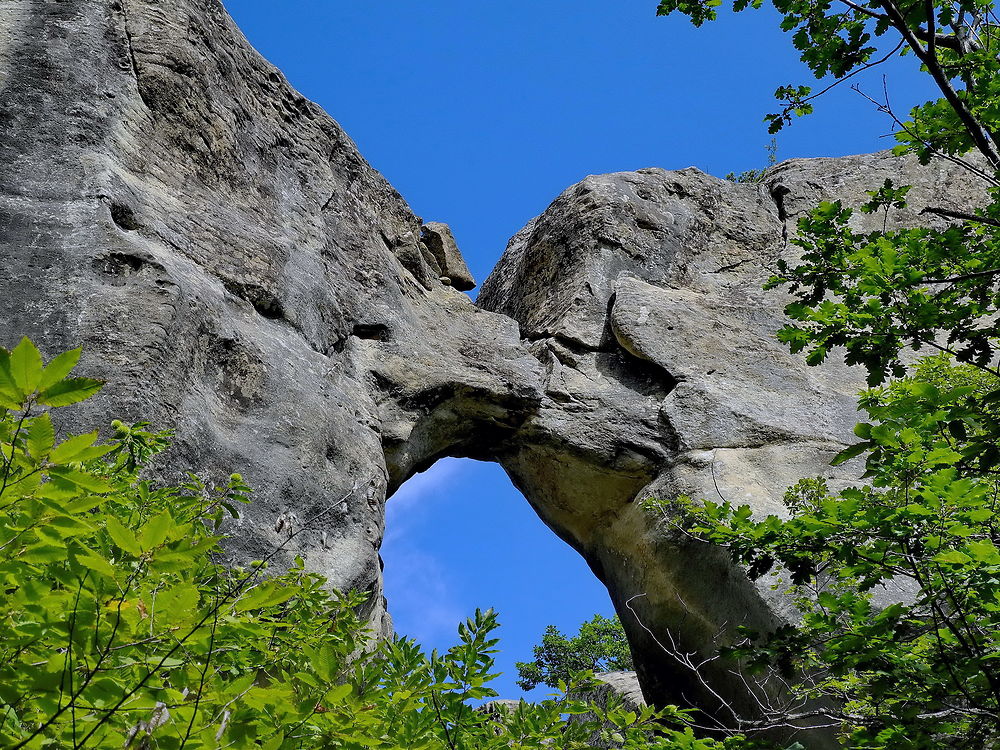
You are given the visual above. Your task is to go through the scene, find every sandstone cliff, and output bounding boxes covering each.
[479,153,985,722]
[0,0,985,734]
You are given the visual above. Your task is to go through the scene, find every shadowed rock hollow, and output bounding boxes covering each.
[0,0,987,736]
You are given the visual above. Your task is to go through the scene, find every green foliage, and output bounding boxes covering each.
[0,337,728,749]
[0,337,371,748]
[641,0,1000,734]
[649,0,1000,743]
[660,356,1000,746]
[765,181,1000,397]
[726,139,779,183]
[656,0,1000,173]
[515,615,634,691]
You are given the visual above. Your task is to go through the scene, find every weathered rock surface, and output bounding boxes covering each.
[0,0,989,742]
[421,221,476,291]
[577,671,646,713]
[565,671,647,748]
[478,153,987,733]
[0,0,540,636]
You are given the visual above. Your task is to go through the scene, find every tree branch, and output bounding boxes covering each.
[876,0,1000,170]
[920,205,1000,229]
[836,0,963,48]
[920,267,1000,285]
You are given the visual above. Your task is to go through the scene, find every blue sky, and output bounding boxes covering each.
[223,0,933,699]
[380,459,614,701]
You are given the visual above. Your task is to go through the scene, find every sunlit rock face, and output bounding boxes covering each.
[0,0,542,637]
[0,0,986,740]
[479,153,985,730]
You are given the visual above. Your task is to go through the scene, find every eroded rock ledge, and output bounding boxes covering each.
[0,0,986,738]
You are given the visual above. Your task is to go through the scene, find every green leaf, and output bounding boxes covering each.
[37,377,103,407]
[946,523,975,537]
[139,510,173,551]
[933,549,971,565]
[38,348,82,391]
[309,645,337,683]
[65,495,108,514]
[235,581,297,612]
[326,683,352,703]
[8,337,43,394]
[49,432,99,464]
[46,514,96,538]
[73,547,117,578]
[911,381,940,401]
[155,536,221,566]
[22,544,70,564]
[47,466,112,494]
[0,348,19,404]
[967,540,1000,564]
[26,413,55,459]
[0,388,21,410]
[72,444,117,463]
[105,516,142,556]
[156,583,200,624]
[830,441,872,466]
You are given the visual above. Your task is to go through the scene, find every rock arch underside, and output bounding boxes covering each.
[1,0,989,741]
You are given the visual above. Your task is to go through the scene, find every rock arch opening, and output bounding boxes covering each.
[381,457,621,700]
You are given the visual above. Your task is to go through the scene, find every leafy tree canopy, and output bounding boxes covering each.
[515,615,634,692]
[658,0,1000,173]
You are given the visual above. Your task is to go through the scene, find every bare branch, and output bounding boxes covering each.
[920,205,1000,229]
[920,267,1000,284]
[851,82,1000,186]
[798,40,906,107]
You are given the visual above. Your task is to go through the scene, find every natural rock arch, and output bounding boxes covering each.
[0,0,987,738]
[380,455,622,688]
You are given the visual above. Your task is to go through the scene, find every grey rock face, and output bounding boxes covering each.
[479,154,987,730]
[0,0,540,636]
[0,0,987,739]
[421,222,476,291]
[582,671,646,712]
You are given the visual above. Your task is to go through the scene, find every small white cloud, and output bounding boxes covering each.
[382,544,464,648]
[384,458,467,543]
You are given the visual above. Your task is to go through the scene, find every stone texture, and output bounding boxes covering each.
[0,0,540,636]
[581,671,646,712]
[421,221,476,291]
[0,0,990,743]
[478,154,988,738]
